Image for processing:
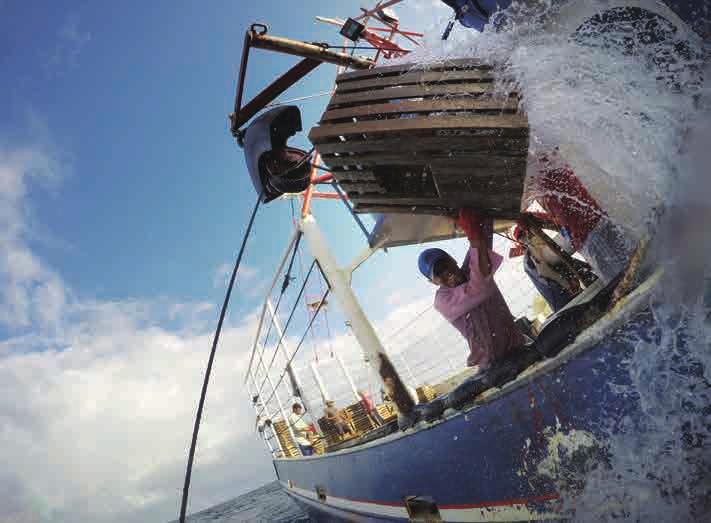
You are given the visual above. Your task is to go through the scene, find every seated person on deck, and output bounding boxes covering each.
[419,209,525,371]
[324,400,353,437]
[288,403,314,456]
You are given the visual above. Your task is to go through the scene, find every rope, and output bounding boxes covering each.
[265,90,334,108]
[259,231,302,351]
[257,289,330,418]
[179,192,262,523]
[254,260,317,400]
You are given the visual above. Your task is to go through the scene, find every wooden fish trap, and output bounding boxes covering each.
[273,419,300,457]
[309,59,529,217]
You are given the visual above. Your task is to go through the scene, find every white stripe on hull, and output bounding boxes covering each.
[281,481,562,522]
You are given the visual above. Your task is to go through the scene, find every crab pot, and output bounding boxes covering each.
[309,59,529,218]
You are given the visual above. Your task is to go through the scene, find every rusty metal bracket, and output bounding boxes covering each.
[229,24,374,138]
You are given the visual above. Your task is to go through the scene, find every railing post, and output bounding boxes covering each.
[245,229,300,384]
[300,213,415,415]
[255,354,299,454]
[266,300,316,415]
[247,373,284,457]
[310,361,329,404]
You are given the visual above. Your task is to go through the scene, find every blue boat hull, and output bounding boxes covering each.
[274,276,701,522]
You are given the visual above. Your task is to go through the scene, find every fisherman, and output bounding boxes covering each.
[324,400,353,437]
[532,153,632,284]
[288,403,314,456]
[419,208,525,370]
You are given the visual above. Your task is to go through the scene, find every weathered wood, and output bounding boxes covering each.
[338,180,387,194]
[329,82,498,107]
[324,153,527,169]
[354,203,519,218]
[354,194,523,207]
[311,61,528,216]
[310,114,528,143]
[335,69,495,93]
[433,176,523,196]
[321,97,519,122]
[315,136,529,155]
[336,58,490,83]
[331,170,378,182]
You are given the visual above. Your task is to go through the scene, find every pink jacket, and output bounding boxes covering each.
[434,247,523,368]
[434,247,503,322]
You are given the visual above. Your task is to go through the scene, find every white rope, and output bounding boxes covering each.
[265,90,334,108]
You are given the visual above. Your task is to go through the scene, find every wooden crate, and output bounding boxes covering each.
[309,59,529,218]
[416,384,438,403]
[376,402,397,423]
[345,402,378,434]
[273,419,300,458]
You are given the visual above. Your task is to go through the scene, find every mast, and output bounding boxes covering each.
[300,213,415,415]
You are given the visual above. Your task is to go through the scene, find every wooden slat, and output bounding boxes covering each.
[329,82,496,107]
[323,153,527,169]
[434,177,524,196]
[354,194,523,207]
[331,170,377,182]
[315,136,529,155]
[309,114,529,143]
[321,97,519,122]
[335,69,495,93]
[337,180,386,193]
[336,58,490,83]
[354,203,519,218]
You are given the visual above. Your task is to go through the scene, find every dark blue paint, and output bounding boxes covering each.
[275,309,657,521]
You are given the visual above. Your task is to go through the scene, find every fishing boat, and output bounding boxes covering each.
[178,2,709,522]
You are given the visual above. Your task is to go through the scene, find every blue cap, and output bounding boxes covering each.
[418,248,450,280]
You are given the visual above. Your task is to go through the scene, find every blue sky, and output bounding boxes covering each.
[0,0,453,324]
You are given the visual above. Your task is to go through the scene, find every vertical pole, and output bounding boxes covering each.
[300,213,415,415]
[267,300,310,410]
[248,372,284,457]
[255,354,299,449]
[244,229,300,384]
[335,352,360,401]
[266,300,322,436]
[310,361,329,403]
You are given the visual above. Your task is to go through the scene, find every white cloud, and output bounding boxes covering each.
[0,136,274,522]
[0,145,66,332]
[45,14,91,73]
[212,262,259,289]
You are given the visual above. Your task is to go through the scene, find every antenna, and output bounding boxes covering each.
[315,0,424,66]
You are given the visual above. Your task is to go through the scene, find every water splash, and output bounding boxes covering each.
[411,2,710,520]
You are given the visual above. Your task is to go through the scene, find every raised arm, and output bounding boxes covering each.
[457,208,492,276]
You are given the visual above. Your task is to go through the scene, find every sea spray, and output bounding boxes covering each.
[409,1,710,519]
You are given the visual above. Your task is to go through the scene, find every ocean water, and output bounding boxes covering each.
[179,482,311,523]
